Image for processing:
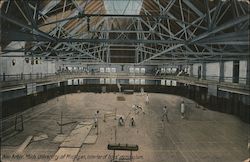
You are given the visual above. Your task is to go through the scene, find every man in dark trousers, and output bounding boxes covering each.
[131,117,135,126]
[162,106,169,122]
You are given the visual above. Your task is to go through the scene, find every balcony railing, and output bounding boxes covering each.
[0,72,249,91]
[0,73,56,82]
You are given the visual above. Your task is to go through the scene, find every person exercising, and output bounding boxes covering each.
[181,101,185,119]
[145,94,149,104]
[131,117,135,126]
[162,106,169,122]
[119,116,124,126]
[94,110,99,128]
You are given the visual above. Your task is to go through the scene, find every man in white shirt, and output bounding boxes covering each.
[117,83,121,92]
[181,101,185,119]
[145,94,149,104]
[140,87,144,95]
[119,116,124,126]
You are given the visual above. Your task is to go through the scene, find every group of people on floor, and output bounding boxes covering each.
[145,93,186,122]
[93,94,187,131]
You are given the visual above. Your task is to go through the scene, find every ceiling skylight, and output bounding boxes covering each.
[103,0,143,15]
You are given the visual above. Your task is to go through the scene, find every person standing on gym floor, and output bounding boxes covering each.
[181,101,185,119]
[145,93,149,104]
[162,106,169,122]
[94,110,99,128]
